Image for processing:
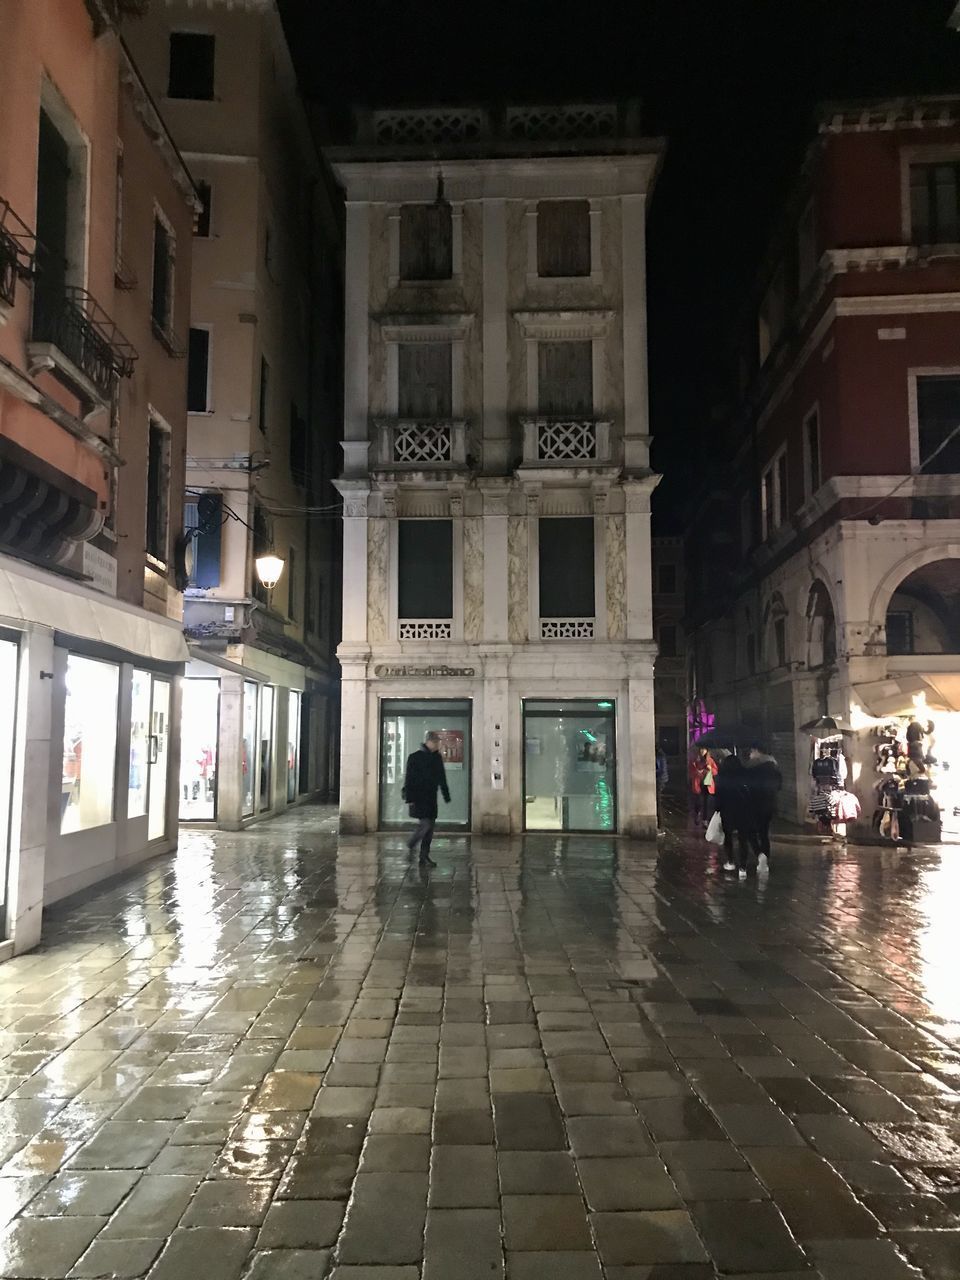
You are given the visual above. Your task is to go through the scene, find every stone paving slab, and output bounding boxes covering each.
[3,813,960,1275]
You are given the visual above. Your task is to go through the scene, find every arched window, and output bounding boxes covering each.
[806,581,836,668]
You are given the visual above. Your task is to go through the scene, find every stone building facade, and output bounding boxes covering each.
[685,97,960,836]
[126,0,343,829]
[328,105,663,837]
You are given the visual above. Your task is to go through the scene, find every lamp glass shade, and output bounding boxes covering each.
[255,553,285,590]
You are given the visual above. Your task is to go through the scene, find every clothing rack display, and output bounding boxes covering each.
[808,734,858,834]
[870,717,942,844]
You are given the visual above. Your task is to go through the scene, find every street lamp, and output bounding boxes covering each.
[255,553,285,591]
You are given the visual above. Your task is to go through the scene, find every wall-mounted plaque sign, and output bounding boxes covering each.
[374,664,476,678]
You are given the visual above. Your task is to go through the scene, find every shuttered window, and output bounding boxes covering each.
[916,374,960,473]
[151,216,174,332]
[538,341,593,416]
[539,518,595,617]
[399,203,453,280]
[910,163,960,244]
[398,342,452,417]
[187,328,210,412]
[184,493,222,588]
[537,200,591,277]
[398,520,453,619]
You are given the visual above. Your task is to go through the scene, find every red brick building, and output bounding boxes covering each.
[686,96,960,838]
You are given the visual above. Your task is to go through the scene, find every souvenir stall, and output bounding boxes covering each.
[807,731,860,837]
[868,700,955,844]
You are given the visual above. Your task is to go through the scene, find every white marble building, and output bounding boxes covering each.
[327,105,663,837]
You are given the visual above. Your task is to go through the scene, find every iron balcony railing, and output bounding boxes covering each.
[32,282,138,398]
[0,199,38,310]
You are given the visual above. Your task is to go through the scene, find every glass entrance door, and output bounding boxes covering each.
[179,679,219,822]
[379,699,471,829]
[147,679,171,841]
[523,699,617,832]
[259,685,275,812]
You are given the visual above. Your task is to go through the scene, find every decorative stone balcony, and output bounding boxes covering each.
[374,419,468,469]
[399,619,453,641]
[520,417,611,467]
[540,617,595,640]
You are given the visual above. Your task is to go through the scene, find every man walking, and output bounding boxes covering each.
[402,731,450,867]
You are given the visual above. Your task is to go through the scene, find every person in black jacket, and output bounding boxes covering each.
[746,746,782,871]
[714,754,759,879]
[402,731,450,866]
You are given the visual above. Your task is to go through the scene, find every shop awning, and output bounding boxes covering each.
[0,553,188,663]
[854,673,960,718]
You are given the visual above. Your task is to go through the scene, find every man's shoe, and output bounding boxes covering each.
[758,852,769,873]
[419,854,437,867]
[722,861,736,872]
[738,868,748,880]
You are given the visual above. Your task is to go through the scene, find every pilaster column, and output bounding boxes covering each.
[6,626,54,955]
[482,484,510,643]
[482,199,509,472]
[623,478,659,641]
[338,658,370,833]
[344,202,370,446]
[336,485,370,645]
[216,673,244,830]
[621,194,650,472]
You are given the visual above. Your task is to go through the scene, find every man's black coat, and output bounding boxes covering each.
[402,744,451,819]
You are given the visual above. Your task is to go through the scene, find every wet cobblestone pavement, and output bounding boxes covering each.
[2,812,960,1277]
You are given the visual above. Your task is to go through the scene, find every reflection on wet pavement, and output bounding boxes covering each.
[0,810,959,1276]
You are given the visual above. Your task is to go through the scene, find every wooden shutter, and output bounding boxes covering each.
[399,204,452,280]
[398,342,452,417]
[398,520,453,618]
[539,518,595,617]
[537,200,590,276]
[538,341,593,416]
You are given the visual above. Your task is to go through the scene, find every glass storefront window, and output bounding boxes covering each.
[128,670,151,818]
[180,679,220,822]
[287,690,300,803]
[242,681,257,817]
[380,699,471,829]
[61,655,119,834]
[0,638,18,938]
[259,685,274,811]
[523,699,617,832]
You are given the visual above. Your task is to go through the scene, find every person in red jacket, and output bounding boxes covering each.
[688,746,718,827]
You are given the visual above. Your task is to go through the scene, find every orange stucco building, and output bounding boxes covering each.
[0,0,198,956]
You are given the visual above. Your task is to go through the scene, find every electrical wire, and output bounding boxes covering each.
[857,422,960,522]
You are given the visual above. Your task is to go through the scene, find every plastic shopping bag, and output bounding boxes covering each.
[705,810,725,844]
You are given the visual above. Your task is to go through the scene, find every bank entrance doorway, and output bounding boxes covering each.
[379,699,471,830]
[523,699,617,832]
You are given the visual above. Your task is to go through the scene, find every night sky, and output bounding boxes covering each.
[280,0,958,529]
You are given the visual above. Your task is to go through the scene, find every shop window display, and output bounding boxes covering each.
[179,679,219,821]
[259,685,274,811]
[61,656,119,834]
[524,700,617,832]
[287,690,300,803]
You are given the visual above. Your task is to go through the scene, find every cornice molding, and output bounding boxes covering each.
[377,314,474,343]
[513,309,615,340]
